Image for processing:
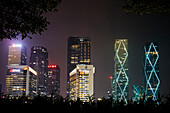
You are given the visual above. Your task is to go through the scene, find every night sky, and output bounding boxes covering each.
[0,0,170,98]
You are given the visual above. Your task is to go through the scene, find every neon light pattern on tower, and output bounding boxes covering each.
[143,42,160,101]
[132,85,144,102]
[113,39,129,104]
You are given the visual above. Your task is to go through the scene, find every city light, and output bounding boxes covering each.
[48,65,57,68]
[12,44,22,47]
[10,69,20,72]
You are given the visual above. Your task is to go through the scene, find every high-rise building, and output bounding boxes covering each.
[143,42,160,101]
[6,65,37,99]
[112,39,129,104]
[67,37,91,98]
[8,44,27,65]
[47,64,60,96]
[30,46,48,95]
[132,85,144,102]
[69,65,95,102]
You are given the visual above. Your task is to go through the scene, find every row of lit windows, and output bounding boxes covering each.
[146,52,158,55]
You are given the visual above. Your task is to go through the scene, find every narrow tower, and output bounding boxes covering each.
[30,46,48,95]
[143,42,160,101]
[113,39,129,103]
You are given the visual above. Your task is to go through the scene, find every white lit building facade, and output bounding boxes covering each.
[69,65,95,102]
[8,44,27,65]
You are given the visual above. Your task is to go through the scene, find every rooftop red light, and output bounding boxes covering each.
[48,65,57,68]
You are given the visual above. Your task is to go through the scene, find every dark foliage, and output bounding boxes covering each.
[122,0,170,15]
[0,0,61,40]
[0,94,170,113]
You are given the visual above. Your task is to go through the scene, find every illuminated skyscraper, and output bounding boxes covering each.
[30,46,48,95]
[8,44,27,65]
[113,39,129,103]
[132,85,144,102]
[47,64,60,96]
[67,37,91,98]
[6,65,37,99]
[69,65,95,102]
[143,42,160,101]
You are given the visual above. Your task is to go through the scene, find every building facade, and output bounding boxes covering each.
[67,37,91,98]
[47,64,60,96]
[143,42,160,101]
[6,65,37,98]
[8,44,27,65]
[132,85,144,102]
[30,46,48,95]
[113,39,129,103]
[69,65,95,102]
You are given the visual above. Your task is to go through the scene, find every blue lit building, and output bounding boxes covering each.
[113,39,129,104]
[133,85,144,102]
[143,42,160,101]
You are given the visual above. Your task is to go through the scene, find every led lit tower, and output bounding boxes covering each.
[113,39,129,103]
[47,64,60,96]
[132,85,144,102]
[143,42,160,101]
[8,44,27,65]
[67,37,91,98]
[30,46,48,95]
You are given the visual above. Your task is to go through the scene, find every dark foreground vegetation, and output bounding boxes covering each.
[0,94,170,113]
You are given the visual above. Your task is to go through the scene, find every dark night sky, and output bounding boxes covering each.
[0,0,170,98]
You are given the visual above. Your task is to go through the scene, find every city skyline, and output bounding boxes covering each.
[0,0,169,98]
[0,40,164,100]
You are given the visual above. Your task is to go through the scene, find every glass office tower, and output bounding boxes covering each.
[47,64,60,96]
[113,39,129,104]
[69,65,95,102]
[30,46,48,95]
[67,37,91,98]
[6,65,37,99]
[143,42,160,101]
[8,44,27,65]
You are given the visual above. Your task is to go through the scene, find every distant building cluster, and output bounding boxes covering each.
[1,38,160,103]
[5,44,60,99]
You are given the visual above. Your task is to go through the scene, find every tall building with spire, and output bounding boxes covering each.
[67,37,91,98]
[112,39,129,104]
[30,46,48,95]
